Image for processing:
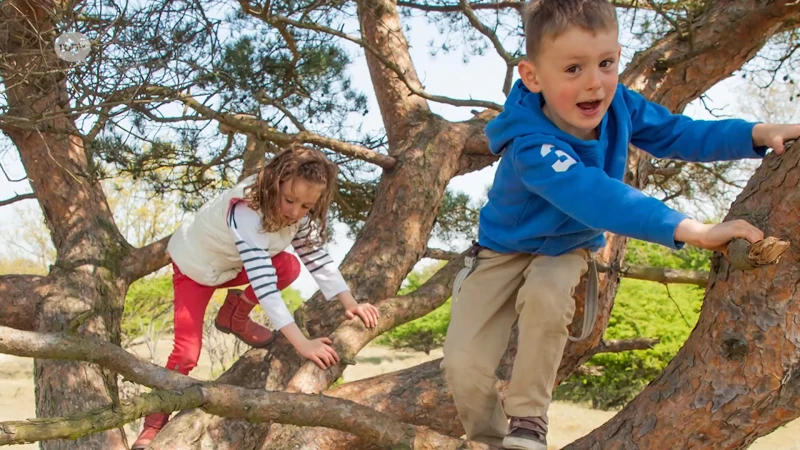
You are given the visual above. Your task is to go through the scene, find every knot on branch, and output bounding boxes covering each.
[728,237,791,270]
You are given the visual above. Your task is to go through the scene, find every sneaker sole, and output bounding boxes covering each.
[503,435,548,450]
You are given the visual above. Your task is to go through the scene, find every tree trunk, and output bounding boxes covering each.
[564,144,800,450]
[0,1,131,448]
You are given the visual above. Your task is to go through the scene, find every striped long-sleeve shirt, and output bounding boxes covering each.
[227,201,349,329]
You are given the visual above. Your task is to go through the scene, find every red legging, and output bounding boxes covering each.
[166,251,300,375]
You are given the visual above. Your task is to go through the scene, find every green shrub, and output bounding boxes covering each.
[122,275,174,344]
[375,261,451,353]
[553,278,704,409]
[376,299,451,354]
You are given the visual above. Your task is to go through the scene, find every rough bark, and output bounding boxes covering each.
[0,274,49,330]
[563,137,800,450]
[356,0,430,150]
[0,1,132,448]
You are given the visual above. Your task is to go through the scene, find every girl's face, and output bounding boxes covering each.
[278,177,325,226]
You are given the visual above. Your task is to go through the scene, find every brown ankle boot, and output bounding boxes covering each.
[214,289,275,347]
[131,412,169,450]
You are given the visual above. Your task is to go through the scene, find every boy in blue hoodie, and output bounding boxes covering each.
[440,1,800,449]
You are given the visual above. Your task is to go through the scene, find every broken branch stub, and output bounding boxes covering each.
[728,236,791,270]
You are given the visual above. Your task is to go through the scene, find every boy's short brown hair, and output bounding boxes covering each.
[524,0,618,60]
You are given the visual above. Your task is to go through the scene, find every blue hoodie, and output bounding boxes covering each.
[479,80,766,256]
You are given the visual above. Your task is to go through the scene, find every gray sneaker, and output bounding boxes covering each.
[502,416,548,450]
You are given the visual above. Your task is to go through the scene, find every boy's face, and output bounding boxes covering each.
[518,26,621,140]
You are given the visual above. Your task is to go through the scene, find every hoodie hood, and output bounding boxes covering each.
[485,79,606,156]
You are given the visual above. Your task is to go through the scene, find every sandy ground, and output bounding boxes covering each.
[2,338,799,450]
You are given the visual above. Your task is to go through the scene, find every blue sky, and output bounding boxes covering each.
[0,11,756,296]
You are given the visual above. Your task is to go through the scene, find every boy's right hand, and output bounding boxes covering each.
[296,336,340,370]
[675,218,764,254]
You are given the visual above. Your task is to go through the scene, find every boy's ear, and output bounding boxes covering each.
[518,59,542,93]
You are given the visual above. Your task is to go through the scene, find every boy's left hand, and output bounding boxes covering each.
[752,123,800,155]
[346,303,380,328]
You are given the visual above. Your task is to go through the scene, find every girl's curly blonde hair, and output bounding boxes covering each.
[244,146,338,247]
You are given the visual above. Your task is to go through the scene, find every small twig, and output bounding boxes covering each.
[143,86,397,169]
[0,192,36,207]
[645,0,685,37]
[664,284,692,328]
[458,0,515,63]
[261,14,503,111]
[0,163,29,183]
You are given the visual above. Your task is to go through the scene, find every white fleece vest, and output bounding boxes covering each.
[167,175,301,286]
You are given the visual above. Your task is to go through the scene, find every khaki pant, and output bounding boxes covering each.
[441,248,589,443]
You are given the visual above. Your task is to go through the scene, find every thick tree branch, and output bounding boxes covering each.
[597,263,709,287]
[458,0,515,63]
[0,388,205,446]
[0,192,35,207]
[202,385,493,450]
[0,325,202,390]
[591,338,660,356]
[142,86,397,169]
[0,326,492,449]
[0,384,493,449]
[423,247,461,260]
[121,235,172,283]
[426,247,711,286]
[565,105,800,450]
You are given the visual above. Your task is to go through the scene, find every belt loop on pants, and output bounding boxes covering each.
[452,242,483,304]
[569,253,598,342]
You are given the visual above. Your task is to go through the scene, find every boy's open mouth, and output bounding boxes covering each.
[577,100,601,111]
